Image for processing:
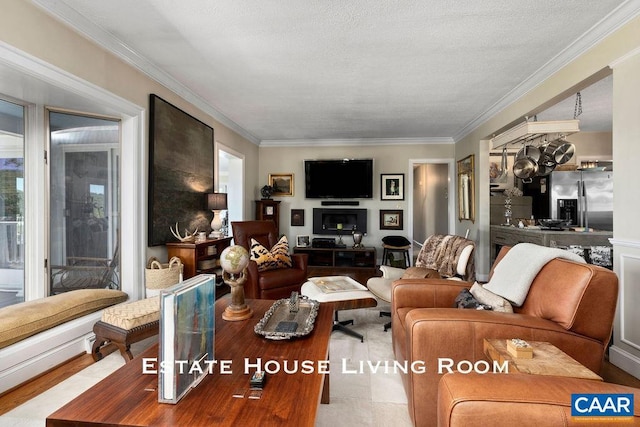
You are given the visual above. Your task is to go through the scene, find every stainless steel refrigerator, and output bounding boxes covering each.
[550,170,613,231]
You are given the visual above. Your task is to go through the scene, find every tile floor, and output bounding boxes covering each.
[1,305,413,427]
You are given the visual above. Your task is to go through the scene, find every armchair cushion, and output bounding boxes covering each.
[402,266,441,280]
[250,235,292,272]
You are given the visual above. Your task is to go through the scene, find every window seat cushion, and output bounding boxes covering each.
[0,289,128,349]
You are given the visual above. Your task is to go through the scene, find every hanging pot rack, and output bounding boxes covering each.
[490,119,580,150]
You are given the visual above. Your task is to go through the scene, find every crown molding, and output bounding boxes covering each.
[453,0,640,143]
[259,137,454,147]
[32,0,260,145]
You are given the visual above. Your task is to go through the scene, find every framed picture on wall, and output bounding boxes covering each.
[269,173,294,196]
[380,210,403,230]
[381,174,404,200]
[291,209,304,226]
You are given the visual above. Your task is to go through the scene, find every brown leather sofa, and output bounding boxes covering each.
[231,220,309,299]
[391,246,619,426]
[438,373,640,426]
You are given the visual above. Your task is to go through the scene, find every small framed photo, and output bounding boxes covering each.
[296,235,310,247]
[380,210,403,230]
[381,174,404,200]
[265,205,274,216]
[291,209,304,226]
[269,173,294,196]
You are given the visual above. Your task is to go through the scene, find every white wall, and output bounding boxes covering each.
[258,143,454,261]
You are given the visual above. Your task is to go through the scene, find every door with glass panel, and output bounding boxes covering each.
[48,111,120,294]
[0,99,24,307]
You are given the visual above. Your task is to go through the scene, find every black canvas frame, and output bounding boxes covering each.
[148,94,214,246]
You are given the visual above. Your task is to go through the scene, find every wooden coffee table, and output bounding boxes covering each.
[483,339,602,381]
[47,297,334,426]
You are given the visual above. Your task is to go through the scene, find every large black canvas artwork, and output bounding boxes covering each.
[148,94,214,246]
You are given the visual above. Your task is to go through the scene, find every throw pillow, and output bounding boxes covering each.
[469,282,513,313]
[401,267,441,280]
[454,288,491,310]
[382,236,411,247]
[250,236,292,272]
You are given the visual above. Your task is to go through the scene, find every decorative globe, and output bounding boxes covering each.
[220,245,250,275]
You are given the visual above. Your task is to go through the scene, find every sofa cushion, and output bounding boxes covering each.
[101,296,159,330]
[0,289,128,349]
[250,235,292,272]
[470,282,513,313]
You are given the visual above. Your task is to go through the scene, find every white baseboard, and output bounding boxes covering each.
[0,311,102,395]
[609,345,640,381]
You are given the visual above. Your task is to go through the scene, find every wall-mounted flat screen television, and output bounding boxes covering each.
[304,159,374,199]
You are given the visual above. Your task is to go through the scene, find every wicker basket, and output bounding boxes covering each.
[145,256,183,296]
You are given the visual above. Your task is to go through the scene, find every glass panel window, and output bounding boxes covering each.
[0,98,25,307]
[48,111,120,294]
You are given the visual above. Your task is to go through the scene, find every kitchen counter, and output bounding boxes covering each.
[490,225,613,264]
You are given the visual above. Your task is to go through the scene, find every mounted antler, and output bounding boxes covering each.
[170,222,198,242]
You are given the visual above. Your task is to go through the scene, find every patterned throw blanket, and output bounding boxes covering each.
[415,234,475,281]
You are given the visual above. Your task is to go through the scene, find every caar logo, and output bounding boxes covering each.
[571,393,634,417]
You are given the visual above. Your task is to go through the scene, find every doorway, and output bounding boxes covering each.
[216,144,244,237]
[409,159,454,259]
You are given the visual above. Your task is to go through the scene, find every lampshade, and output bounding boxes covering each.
[207,193,228,211]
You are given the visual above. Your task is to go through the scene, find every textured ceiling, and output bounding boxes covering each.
[34,0,635,144]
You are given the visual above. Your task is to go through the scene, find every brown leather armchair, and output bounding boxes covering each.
[391,246,619,427]
[231,220,308,299]
[438,373,640,426]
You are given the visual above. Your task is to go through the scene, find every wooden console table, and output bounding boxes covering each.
[294,246,377,285]
[47,297,334,427]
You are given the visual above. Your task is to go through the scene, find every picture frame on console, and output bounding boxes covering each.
[269,173,294,196]
[381,173,404,200]
[380,210,403,230]
[296,235,310,247]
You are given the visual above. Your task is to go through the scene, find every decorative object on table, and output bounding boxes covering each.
[158,274,216,404]
[290,208,304,226]
[352,230,364,248]
[380,209,403,230]
[457,155,475,222]
[260,185,273,199]
[170,222,198,242]
[296,235,310,247]
[254,293,320,340]
[336,223,344,246]
[145,256,184,297]
[219,245,253,321]
[148,94,214,247]
[207,192,228,238]
[268,173,294,196]
[506,338,533,359]
[502,187,523,226]
[381,173,404,200]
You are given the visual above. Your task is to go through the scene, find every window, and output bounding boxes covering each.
[0,98,25,307]
[48,110,121,295]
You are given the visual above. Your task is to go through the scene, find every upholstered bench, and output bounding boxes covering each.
[91,296,160,362]
[0,289,128,350]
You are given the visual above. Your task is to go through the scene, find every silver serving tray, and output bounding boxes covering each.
[254,296,320,340]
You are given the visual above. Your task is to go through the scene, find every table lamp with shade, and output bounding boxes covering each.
[207,192,228,238]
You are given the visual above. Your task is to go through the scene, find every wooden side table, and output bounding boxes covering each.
[166,237,232,280]
[483,338,602,381]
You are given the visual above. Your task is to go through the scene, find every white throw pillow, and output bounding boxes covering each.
[470,282,513,313]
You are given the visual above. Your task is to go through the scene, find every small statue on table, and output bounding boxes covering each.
[219,245,253,321]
